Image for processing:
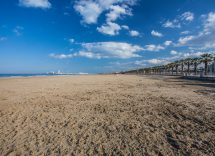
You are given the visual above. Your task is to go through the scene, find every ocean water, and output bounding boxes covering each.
[0,74,57,78]
[0,73,89,78]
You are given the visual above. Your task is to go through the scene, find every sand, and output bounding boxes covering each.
[0,75,214,156]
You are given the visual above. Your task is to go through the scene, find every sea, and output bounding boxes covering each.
[0,73,85,78]
[0,74,56,78]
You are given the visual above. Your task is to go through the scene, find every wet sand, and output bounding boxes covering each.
[0,75,214,155]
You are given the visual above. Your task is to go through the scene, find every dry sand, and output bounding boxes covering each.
[0,75,214,156]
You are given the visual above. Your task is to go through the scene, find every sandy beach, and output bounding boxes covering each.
[0,75,214,155]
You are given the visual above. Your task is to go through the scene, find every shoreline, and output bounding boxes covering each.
[0,74,92,79]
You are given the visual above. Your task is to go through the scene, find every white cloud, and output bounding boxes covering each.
[203,12,215,33]
[74,0,138,36]
[169,49,214,60]
[135,58,170,66]
[178,36,194,45]
[180,12,194,22]
[163,12,194,29]
[147,59,169,65]
[122,50,214,69]
[164,40,173,46]
[169,50,213,59]
[77,51,103,59]
[81,42,143,58]
[108,58,171,70]
[183,52,205,58]
[151,30,163,37]
[97,22,121,36]
[50,42,143,59]
[105,60,145,72]
[133,60,146,66]
[74,0,137,24]
[177,12,215,49]
[192,12,215,48]
[19,0,51,9]
[49,53,75,59]
[144,44,165,52]
[121,25,129,30]
[181,31,190,35]
[122,25,141,37]
[74,1,102,24]
[106,5,132,22]
[170,50,182,55]
[129,30,140,37]
[96,0,118,9]
[163,20,181,28]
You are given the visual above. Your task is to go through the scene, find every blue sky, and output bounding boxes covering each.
[0,0,215,74]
